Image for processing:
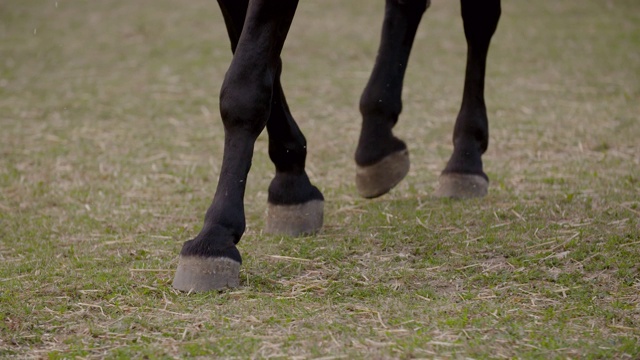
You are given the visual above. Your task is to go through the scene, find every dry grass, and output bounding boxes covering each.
[1,0,639,358]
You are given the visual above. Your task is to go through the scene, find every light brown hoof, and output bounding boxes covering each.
[433,173,488,199]
[172,256,240,292]
[356,149,410,199]
[265,199,324,236]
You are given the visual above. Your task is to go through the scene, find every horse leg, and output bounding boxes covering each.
[218,0,323,236]
[355,0,430,198]
[435,0,501,198]
[173,0,299,292]
[264,65,324,236]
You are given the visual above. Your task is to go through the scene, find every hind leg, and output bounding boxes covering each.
[355,0,430,198]
[435,0,501,199]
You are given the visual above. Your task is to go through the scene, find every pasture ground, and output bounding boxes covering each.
[1,0,639,358]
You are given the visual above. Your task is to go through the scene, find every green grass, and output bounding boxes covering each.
[1,0,639,358]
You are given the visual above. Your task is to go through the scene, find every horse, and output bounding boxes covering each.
[172,0,501,292]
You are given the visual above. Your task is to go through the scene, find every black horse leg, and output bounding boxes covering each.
[218,0,323,236]
[355,0,429,198]
[265,68,324,236]
[435,0,501,198]
[173,0,299,292]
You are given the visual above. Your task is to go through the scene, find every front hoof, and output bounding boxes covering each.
[434,173,488,199]
[356,149,410,199]
[172,256,240,292]
[265,199,324,236]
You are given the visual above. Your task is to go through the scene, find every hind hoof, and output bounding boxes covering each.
[434,173,488,199]
[356,149,410,198]
[265,199,324,236]
[172,256,240,292]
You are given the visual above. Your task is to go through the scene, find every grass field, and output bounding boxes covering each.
[1,0,639,358]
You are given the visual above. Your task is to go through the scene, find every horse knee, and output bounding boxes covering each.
[219,73,273,136]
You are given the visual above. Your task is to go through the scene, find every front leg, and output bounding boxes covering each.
[265,66,324,236]
[173,0,300,292]
[217,0,323,236]
[355,0,429,198]
[435,0,501,198]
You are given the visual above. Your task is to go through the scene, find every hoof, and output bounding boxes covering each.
[356,149,410,199]
[172,256,240,292]
[434,173,488,199]
[265,199,324,236]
